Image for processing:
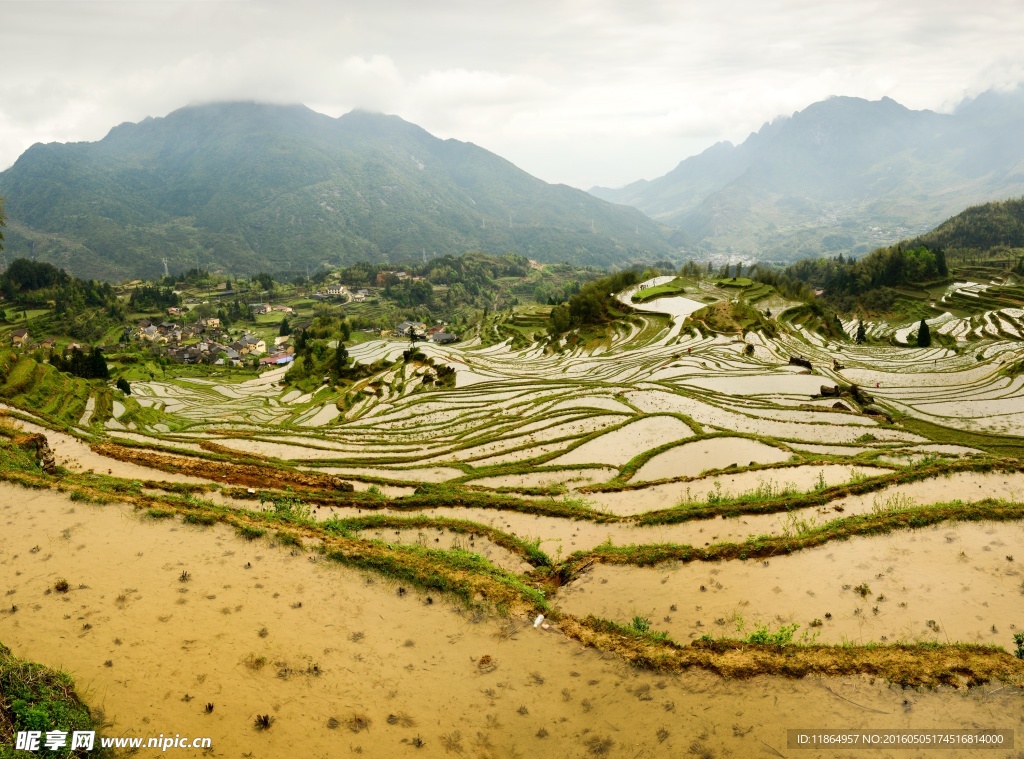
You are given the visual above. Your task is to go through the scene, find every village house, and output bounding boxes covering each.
[431,332,459,344]
[326,284,346,297]
[249,303,273,316]
[229,334,266,356]
[242,334,267,354]
[395,321,427,338]
[198,317,220,329]
[258,353,295,366]
[10,328,29,348]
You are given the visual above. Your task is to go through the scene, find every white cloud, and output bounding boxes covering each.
[1,0,1023,187]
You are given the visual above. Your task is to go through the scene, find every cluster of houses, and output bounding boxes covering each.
[393,321,458,344]
[132,317,292,367]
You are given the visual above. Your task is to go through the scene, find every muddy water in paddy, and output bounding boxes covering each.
[357,527,532,573]
[559,521,1024,650]
[3,486,1019,758]
[470,467,618,489]
[633,437,793,481]
[301,465,465,483]
[588,464,888,516]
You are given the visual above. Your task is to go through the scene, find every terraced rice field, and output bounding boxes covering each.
[3,278,1024,755]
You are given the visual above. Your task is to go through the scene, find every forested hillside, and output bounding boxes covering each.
[0,103,671,281]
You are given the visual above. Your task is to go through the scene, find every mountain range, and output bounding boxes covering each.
[0,103,670,280]
[590,88,1024,261]
[4,89,1024,282]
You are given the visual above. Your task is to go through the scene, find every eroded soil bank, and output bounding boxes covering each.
[2,484,1021,758]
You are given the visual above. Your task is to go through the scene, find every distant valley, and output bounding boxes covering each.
[591,87,1024,261]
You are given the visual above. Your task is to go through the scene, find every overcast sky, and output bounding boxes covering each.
[2,0,1023,189]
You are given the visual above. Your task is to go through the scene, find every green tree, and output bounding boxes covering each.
[916,318,931,348]
[856,320,866,344]
[0,196,5,252]
[116,377,131,395]
[332,342,349,379]
[254,272,275,293]
[279,316,291,336]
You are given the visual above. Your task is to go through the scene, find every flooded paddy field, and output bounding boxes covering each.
[2,485,1020,759]
[5,284,1024,755]
[559,520,1024,647]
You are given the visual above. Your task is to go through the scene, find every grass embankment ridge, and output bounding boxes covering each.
[630,456,1024,525]
[91,442,356,493]
[558,616,1024,688]
[900,416,1024,459]
[563,497,1024,572]
[0,642,111,759]
[330,513,552,567]
[631,278,689,304]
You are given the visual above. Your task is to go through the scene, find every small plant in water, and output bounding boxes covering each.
[54,579,70,593]
[1013,632,1024,660]
[745,622,799,646]
[630,616,651,634]
[854,583,871,598]
[254,714,274,731]
[813,470,827,491]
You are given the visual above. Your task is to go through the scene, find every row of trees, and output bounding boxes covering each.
[786,245,948,292]
[49,347,110,380]
[129,285,181,311]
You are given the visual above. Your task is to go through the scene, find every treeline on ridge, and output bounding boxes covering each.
[781,244,948,312]
[774,197,1024,313]
[548,270,640,333]
[0,258,124,341]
